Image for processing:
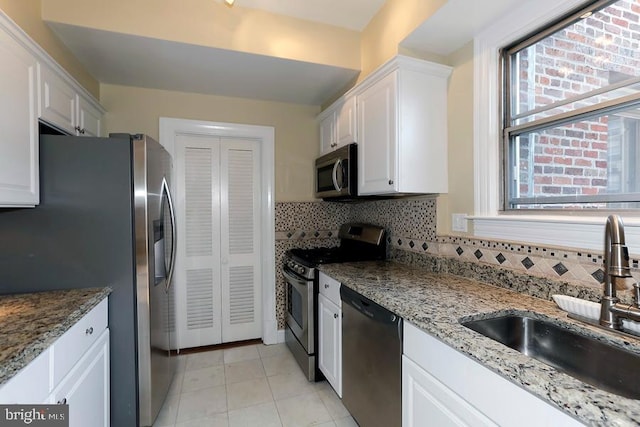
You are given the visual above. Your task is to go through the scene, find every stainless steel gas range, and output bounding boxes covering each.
[283,223,386,381]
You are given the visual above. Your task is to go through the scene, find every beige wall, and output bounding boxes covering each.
[100,84,319,202]
[0,0,98,97]
[437,41,475,235]
[42,0,360,71]
[360,0,446,79]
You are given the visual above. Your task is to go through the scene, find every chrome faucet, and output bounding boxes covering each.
[599,215,640,330]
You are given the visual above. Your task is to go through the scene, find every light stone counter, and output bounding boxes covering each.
[319,261,640,427]
[0,287,111,386]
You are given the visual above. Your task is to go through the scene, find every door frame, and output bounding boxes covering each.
[159,117,277,345]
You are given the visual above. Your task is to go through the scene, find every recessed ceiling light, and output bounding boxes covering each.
[580,11,593,19]
[225,0,234,5]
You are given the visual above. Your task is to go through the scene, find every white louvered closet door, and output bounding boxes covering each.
[174,134,261,349]
[220,139,262,342]
[175,135,222,348]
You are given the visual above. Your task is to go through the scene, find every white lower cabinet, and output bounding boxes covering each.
[403,355,496,427]
[318,294,341,395]
[0,298,109,427]
[402,322,583,427]
[49,329,109,427]
[318,272,342,396]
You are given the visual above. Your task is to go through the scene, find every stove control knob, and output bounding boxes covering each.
[296,266,305,275]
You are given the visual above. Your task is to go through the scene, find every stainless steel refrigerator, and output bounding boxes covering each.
[0,133,177,427]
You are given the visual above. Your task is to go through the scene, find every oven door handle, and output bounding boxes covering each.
[283,268,310,291]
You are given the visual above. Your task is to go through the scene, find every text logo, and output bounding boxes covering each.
[0,405,68,427]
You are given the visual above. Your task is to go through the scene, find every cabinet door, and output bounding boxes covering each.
[319,111,336,154]
[318,293,342,397]
[336,96,356,147]
[77,95,102,137]
[403,355,497,427]
[357,71,397,195]
[0,29,38,207]
[38,64,76,135]
[51,329,110,427]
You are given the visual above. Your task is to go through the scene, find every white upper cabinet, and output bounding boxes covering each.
[357,71,397,195]
[318,95,357,155]
[0,10,105,207]
[77,94,103,137]
[319,110,336,154]
[335,96,356,147]
[38,62,104,137]
[356,56,452,196]
[38,63,76,135]
[0,14,39,207]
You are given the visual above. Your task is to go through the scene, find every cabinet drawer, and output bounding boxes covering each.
[52,299,108,386]
[318,272,341,306]
[0,348,50,403]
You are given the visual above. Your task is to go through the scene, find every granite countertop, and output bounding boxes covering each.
[0,287,111,386]
[319,261,640,427]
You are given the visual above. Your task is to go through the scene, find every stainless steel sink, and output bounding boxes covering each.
[461,313,640,399]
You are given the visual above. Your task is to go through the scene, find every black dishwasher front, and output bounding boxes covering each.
[341,285,403,427]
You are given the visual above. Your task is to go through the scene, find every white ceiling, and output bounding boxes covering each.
[48,23,360,105]
[230,0,386,31]
[401,0,534,56]
[47,0,529,106]
[47,0,384,106]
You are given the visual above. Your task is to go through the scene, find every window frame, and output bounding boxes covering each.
[501,0,640,210]
[471,0,640,254]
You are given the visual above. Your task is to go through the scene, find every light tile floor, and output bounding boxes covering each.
[153,343,358,427]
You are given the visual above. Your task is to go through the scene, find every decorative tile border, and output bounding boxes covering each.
[389,234,640,293]
[275,229,339,241]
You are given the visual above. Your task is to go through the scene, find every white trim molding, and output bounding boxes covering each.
[159,117,278,345]
[471,0,640,255]
[473,215,640,255]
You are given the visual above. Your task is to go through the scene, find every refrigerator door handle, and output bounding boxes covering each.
[162,177,177,291]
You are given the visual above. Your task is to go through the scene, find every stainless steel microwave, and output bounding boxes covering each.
[315,143,357,199]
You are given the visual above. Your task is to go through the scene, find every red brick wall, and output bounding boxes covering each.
[513,0,640,203]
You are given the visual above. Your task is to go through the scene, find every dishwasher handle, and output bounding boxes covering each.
[340,285,401,326]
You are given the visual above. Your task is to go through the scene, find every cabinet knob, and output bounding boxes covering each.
[74,126,81,132]
[80,128,86,135]
[57,398,67,405]
[86,326,94,335]
[388,180,394,185]
[334,313,338,319]
[324,284,329,289]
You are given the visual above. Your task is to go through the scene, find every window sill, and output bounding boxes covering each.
[471,214,640,255]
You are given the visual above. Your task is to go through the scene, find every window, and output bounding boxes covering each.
[502,0,640,210]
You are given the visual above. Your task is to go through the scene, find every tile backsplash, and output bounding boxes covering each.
[274,199,640,329]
